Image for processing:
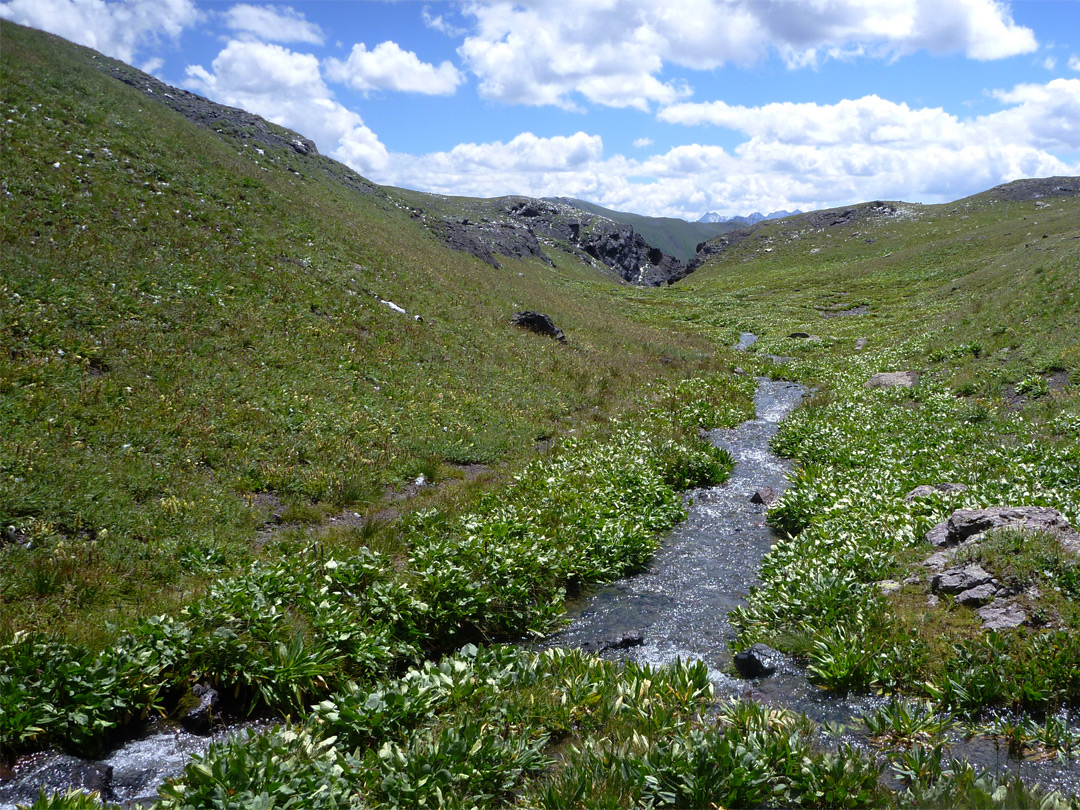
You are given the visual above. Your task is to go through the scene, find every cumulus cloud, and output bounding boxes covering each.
[185,40,389,175]
[0,0,198,64]
[633,137,654,148]
[1071,55,1080,71]
[326,41,463,95]
[223,4,324,45]
[381,77,1077,220]
[457,0,1036,110]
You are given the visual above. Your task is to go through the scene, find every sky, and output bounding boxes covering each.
[3,0,1080,220]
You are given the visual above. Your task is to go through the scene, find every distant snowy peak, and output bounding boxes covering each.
[697,209,800,225]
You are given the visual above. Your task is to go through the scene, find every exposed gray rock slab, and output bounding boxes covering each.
[865,371,919,388]
[955,583,999,606]
[925,506,1080,549]
[977,599,1028,630]
[932,564,994,594]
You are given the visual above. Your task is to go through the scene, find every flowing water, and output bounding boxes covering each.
[5,333,1078,803]
[0,721,264,809]
[544,335,1080,797]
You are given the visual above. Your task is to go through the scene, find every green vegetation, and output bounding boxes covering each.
[4,19,1080,810]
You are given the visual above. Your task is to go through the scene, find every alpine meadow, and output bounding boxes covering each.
[2,16,1080,810]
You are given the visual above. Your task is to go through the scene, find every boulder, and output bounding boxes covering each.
[904,483,968,502]
[925,506,1080,550]
[977,599,1028,631]
[854,337,868,351]
[511,311,567,343]
[865,371,919,389]
[750,487,777,506]
[180,683,219,735]
[954,583,999,606]
[733,643,788,678]
[931,564,994,594]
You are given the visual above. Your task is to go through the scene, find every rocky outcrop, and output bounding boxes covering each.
[686,200,913,273]
[427,197,686,285]
[865,371,919,389]
[925,506,1080,551]
[511,311,567,343]
[982,177,1080,202]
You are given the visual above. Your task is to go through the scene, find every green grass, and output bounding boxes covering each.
[0,21,740,641]
[4,18,1080,809]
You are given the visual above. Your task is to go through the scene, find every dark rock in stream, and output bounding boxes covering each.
[733,644,789,678]
[750,487,777,506]
[180,683,220,735]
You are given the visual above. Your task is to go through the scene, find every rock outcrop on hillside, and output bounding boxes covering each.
[94,58,684,287]
[425,197,687,286]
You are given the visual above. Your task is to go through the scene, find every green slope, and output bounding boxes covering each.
[549,196,737,262]
[5,20,1080,808]
[0,21,732,637]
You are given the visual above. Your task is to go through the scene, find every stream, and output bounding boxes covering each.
[545,332,1080,798]
[4,333,1078,805]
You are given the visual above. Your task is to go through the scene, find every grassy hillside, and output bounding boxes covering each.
[0,21,742,641]
[549,197,736,263]
[4,19,1080,810]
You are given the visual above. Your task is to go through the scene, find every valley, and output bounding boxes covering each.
[2,20,1080,810]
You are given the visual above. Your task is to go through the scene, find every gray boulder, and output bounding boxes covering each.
[750,487,777,506]
[955,583,999,606]
[865,371,919,389]
[854,337,868,351]
[931,564,994,594]
[977,599,1028,631]
[925,506,1080,550]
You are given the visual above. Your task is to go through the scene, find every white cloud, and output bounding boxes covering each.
[1044,56,1057,71]
[423,6,465,37]
[223,4,324,45]
[989,79,1080,150]
[326,41,463,95]
[1071,55,1080,71]
[185,40,389,176]
[0,0,198,64]
[382,77,1078,220]
[457,0,1036,110]
[633,137,654,148]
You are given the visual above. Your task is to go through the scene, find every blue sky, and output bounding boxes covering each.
[4,0,1080,219]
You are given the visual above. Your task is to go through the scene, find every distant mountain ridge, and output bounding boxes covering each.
[697,210,801,225]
